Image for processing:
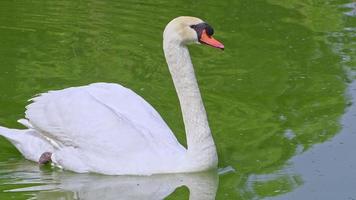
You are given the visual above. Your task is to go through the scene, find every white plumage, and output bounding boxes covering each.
[0,16,224,175]
[25,83,186,174]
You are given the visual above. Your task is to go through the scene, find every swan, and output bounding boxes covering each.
[0,16,224,175]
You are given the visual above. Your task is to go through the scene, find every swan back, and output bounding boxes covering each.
[25,83,187,175]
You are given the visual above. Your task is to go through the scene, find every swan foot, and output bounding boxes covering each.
[39,152,52,165]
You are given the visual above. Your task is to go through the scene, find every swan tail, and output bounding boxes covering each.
[0,126,24,144]
[0,125,54,162]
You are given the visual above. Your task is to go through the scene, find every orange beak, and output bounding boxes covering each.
[200,30,224,50]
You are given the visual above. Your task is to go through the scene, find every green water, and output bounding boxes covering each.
[0,0,355,199]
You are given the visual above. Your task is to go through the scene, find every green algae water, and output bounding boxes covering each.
[0,0,355,199]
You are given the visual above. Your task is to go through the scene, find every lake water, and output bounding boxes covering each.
[0,0,355,199]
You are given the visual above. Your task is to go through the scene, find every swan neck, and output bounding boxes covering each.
[163,37,217,169]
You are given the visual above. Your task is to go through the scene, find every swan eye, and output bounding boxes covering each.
[190,23,215,39]
[205,26,214,36]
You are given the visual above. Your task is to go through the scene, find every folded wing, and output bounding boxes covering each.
[25,83,185,173]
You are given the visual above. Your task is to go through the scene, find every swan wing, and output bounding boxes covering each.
[25,83,185,173]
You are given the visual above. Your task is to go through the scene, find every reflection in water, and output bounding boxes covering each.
[243,171,302,198]
[1,160,218,200]
[0,0,355,199]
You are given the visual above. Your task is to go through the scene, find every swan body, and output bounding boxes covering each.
[0,16,224,175]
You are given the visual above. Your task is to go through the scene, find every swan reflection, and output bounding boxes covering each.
[3,162,218,200]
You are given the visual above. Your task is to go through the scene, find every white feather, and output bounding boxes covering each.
[0,16,219,175]
[24,83,188,174]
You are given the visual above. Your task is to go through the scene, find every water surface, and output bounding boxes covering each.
[0,0,355,199]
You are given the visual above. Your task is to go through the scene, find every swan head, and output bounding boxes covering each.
[163,16,224,50]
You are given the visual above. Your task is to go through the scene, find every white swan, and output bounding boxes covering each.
[0,16,224,175]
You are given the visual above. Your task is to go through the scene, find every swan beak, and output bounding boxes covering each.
[200,30,224,50]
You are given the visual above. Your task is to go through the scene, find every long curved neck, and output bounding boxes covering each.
[163,37,217,169]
